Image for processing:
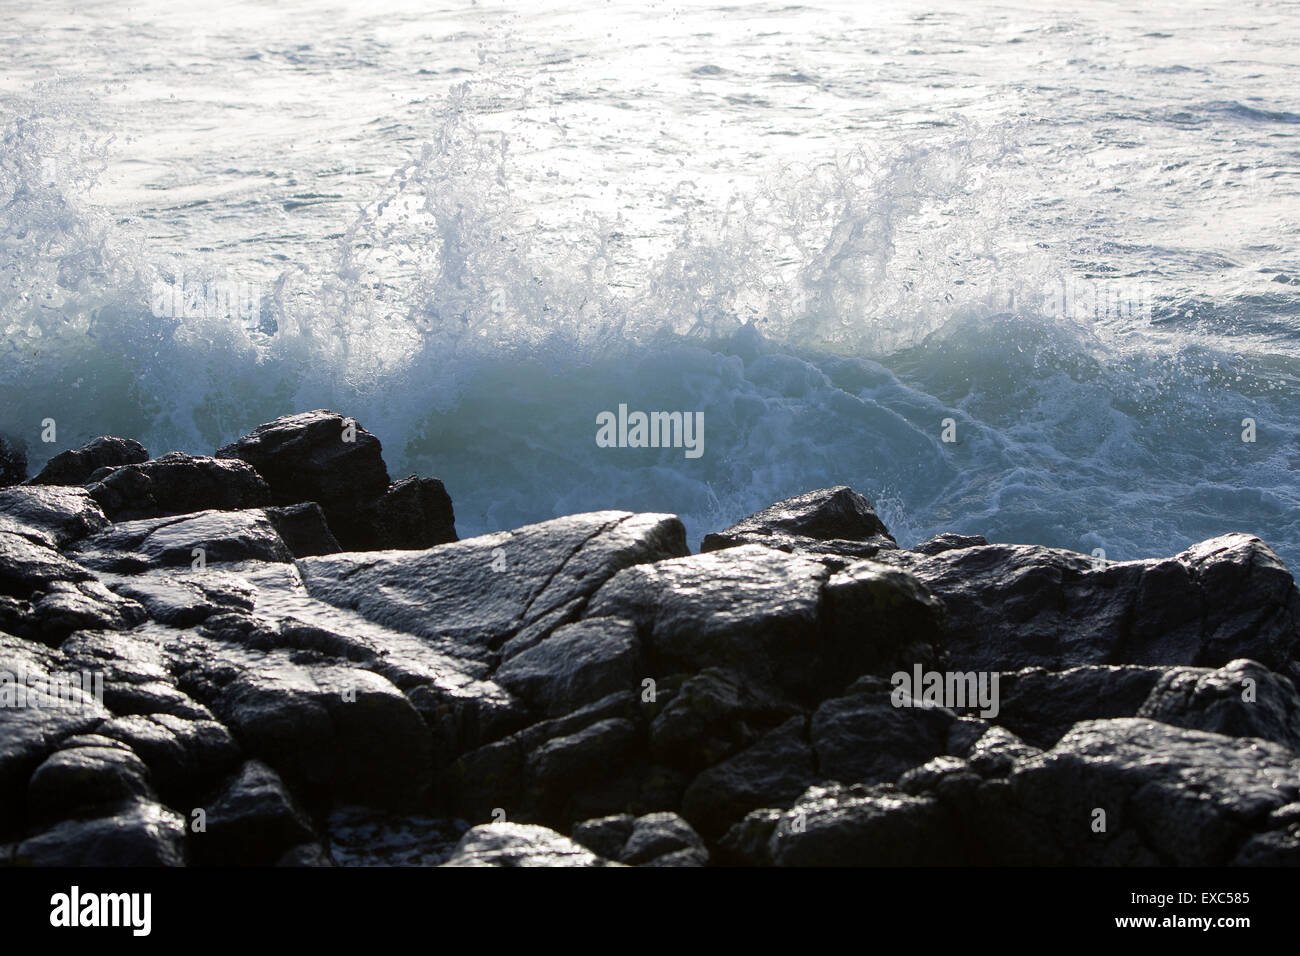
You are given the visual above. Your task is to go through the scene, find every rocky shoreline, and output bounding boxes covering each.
[1,409,1298,866]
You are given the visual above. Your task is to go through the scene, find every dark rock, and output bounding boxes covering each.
[211,662,433,810]
[681,716,817,838]
[1005,718,1300,865]
[27,742,155,820]
[700,486,897,557]
[717,808,782,865]
[87,453,272,522]
[190,759,316,865]
[354,475,457,550]
[0,530,95,599]
[619,811,707,866]
[13,799,187,866]
[494,617,642,717]
[570,813,635,859]
[98,713,242,804]
[993,665,1167,749]
[99,570,256,629]
[1137,659,1300,752]
[276,843,336,866]
[810,679,956,786]
[879,534,1300,672]
[0,434,26,487]
[766,783,963,866]
[263,503,341,557]
[447,691,642,822]
[28,436,148,486]
[0,647,110,831]
[22,579,147,643]
[441,822,623,867]
[965,726,1041,777]
[649,667,802,772]
[216,410,391,550]
[526,717,639,796]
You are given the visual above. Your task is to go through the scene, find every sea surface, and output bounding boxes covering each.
[2,0,1298,566]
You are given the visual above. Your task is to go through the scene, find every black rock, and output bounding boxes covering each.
[879,534,1300,672]
[28,436,148,486]
[810,679,957,787]
[190,759,316,866]
[27,741,155,821]
[993,665,1167,749]
[86,453,272,522]
[1137,659,1300,752]
[354,475,457,550]
[570,813,636,860]
[680,716,817,838]
[618,811,708,866]
[12,799,187,866]
[649,667,802,772]
[0,434,27,487]
[216,410,391,550]
[495,616,642,718]
[700,486,897,558]
[263,503,341,557]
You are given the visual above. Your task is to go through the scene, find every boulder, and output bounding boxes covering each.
[86,453,272,522]
[354,475,457,550]
[587,546,942,699]
[570,813,636,860]
[300,511,687,667]
[649,667,802,772]
[190,759,316,865]
[1005,718,1300,865]
[992,665,1167,749]
[700,486,896,558]
[27,741,155,820]
[879,534,1300,672]
[12,799,187,866]
[0,485,109,548]
[441,822,623,867]
[681,716,817,838]
[1137,659,1300,752]
[810,679,957,787]
[263,503,341,557]
[28,436,148,486]
[216,410,391,550]
[494,617,642,717]
[618,811,708,866]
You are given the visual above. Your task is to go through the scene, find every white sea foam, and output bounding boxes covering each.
[1,0,1297,566]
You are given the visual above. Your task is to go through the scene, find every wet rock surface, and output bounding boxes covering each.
[3,415,1299,866]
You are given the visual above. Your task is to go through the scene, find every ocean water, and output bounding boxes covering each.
[1,0,1298,565]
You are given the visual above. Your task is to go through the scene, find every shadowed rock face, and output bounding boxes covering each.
[217,410,457,552]
[28,437,148,487]
[1,438,1298,868]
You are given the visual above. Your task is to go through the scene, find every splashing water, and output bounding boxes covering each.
[1,0,1297,566]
